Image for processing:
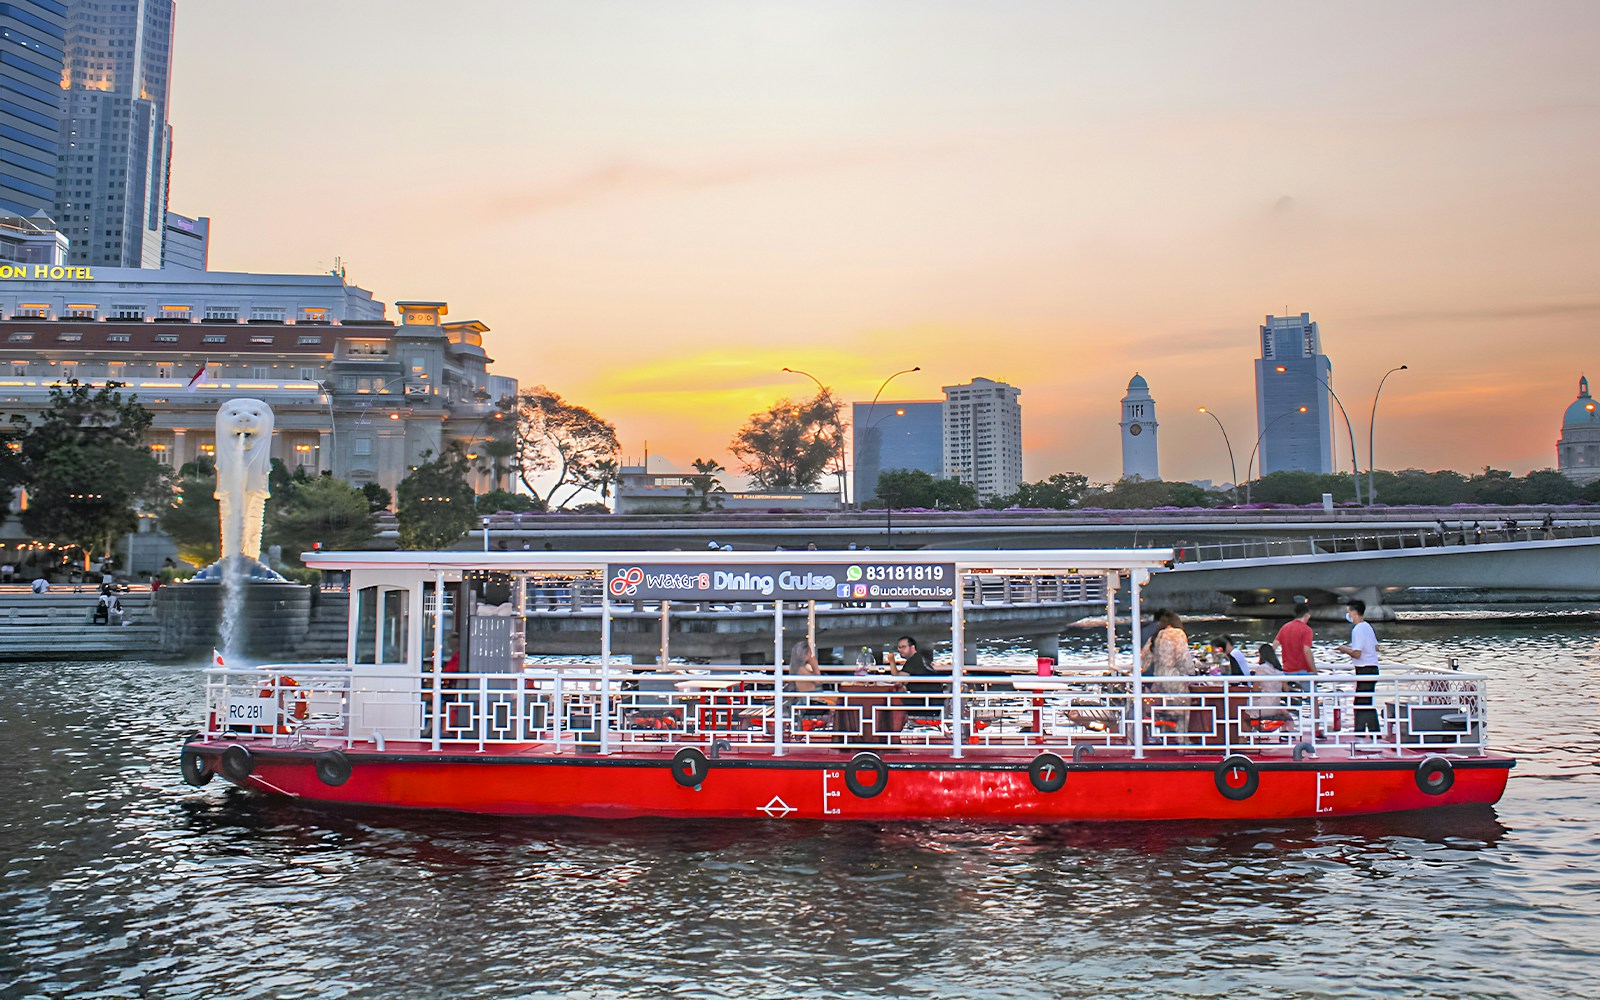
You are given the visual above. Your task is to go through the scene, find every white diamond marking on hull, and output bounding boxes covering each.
[759,796,796,818]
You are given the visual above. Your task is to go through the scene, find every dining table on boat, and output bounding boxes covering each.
[824,674,908,740]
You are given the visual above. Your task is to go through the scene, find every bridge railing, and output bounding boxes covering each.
[204,662,1489,758]
[1175,520,1599,564]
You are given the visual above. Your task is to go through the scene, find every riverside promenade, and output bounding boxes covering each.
[0,585,350,663]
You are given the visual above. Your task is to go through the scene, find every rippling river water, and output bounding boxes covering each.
[4,619,1599,998]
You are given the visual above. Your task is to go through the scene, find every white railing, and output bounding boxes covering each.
[200,662,1489,757]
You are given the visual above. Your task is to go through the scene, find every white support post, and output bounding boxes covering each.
[431,571,444,752]
[773,600,785,757]
[1103,572,1119,671]
[951,575,966,759]
[660,599,670,667]
[1130,570,1146,760]
[600,590,612,755]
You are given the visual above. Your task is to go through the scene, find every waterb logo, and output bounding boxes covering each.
[846,565,863,581]
[609,566,644,597]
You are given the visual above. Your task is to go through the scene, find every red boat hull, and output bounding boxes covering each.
[184,740,1511,822]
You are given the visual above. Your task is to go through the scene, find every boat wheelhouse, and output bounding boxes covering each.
[179,549,1512,821]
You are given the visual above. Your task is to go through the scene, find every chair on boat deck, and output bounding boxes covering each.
[620,675,686,736]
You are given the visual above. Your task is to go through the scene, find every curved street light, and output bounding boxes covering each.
[1274,365,1364,505]
[310,379,338,477]
[781,367,846,502]
[1367,364,1409,505]
[1196,407,1238,503]
[1244,406,1308,504]
[859,366,921,509]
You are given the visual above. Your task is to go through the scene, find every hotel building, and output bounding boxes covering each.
[0,267,514,497]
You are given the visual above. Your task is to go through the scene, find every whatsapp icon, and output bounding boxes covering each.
[846,565,863,581]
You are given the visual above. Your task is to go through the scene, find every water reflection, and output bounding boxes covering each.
[3,621,1598,997]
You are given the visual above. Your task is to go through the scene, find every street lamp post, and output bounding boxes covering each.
[311,379,338,477]
[1196,407,1239,503]
[781,367,846,504]
[1366,365,1408,505]
[1244,406,1308,504]
[1274,366,1364,504]
[858,366,921,508]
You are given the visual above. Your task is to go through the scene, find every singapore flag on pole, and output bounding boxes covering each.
[186,361,210,391]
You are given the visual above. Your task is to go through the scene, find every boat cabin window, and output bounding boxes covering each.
[354,585,410,665]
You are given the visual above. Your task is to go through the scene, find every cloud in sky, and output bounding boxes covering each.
[172,1,1600,483]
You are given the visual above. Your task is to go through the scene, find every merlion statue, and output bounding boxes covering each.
[215,398,274,563]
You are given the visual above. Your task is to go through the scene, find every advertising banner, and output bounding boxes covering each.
[605,561,958,602]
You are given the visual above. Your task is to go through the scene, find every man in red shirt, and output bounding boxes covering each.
[1275,601,1317,674]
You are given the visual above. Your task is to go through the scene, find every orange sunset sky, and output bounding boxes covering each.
[170,1,1597,487]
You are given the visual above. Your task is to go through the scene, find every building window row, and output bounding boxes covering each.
[2,305,342,323]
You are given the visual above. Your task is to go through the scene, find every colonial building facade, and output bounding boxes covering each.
[0,268,514,497]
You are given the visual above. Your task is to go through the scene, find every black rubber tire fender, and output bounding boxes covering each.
[672,746,710,788]
[180,745,213,787]
[314,750,353,787]
[220,744,255,783]
[1415,755,1455,795]
[1028,752,1068,793]
[1214,754,1259,801]
[844,751,889,798]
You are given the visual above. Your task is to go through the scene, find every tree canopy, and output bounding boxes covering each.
[396,447,477,549]
[873,469,978,510]
[158,460,221,566]
[728,391,843,491]
[10,380,166,562]
[989,472,1093,509]
[265,475,377,563]
[512,386,620,508]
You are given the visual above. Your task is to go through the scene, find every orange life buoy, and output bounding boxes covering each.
[258,675,309,733]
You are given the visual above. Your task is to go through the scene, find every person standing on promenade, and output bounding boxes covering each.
[1335,598,1381,733]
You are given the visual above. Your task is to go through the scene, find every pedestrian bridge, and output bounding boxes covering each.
[1145,524,1600,614]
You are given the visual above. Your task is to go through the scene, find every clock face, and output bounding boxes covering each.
[1129,424,1142,436]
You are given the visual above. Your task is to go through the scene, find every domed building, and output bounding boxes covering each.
[1557,375,1600,485]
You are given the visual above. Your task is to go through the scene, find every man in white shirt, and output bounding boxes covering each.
[1216,635,1252,676]
[1336,598,1381,733]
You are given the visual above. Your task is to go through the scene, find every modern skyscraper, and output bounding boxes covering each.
[54,0,175,269]
[1557,375,1599,485]
[852,399,943,503]
[1,1,68,216]
[1254,313,1334,475]
[1119,373,1160,481]
[161,210,207,269]
[942,377,1022,502]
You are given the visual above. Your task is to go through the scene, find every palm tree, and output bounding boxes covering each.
[689,458,726,512]
[588,459,619,510]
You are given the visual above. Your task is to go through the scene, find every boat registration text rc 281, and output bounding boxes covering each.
[605,562,958,601]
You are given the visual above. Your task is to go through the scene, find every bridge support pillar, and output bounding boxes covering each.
[1339,585,1396,622]
[1033,634,1060,661]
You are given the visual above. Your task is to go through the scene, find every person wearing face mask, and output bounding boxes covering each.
[1335,598,1381,733]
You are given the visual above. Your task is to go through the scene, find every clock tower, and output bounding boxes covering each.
[1120,373,1160,481]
